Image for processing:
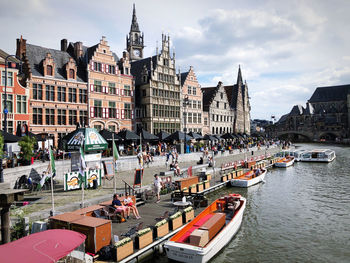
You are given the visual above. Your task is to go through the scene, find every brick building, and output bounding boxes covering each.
[0,49,29,134]
[180,66,203,134]
[16,37,88,144]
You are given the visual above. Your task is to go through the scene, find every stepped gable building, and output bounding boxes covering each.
[179,66,203,134]
[268,84,350,140]
[0,49,29,135]
[127,4,144,62]
[66,37,134,132]
[131,34,181,134]
[202,81,235,135]
[16,36,88,144]
[224,66,251,134]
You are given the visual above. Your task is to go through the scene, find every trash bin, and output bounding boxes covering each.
[93,179,98,189]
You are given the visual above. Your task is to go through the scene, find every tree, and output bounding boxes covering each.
[18,135,36,161]
[0,133,4,157]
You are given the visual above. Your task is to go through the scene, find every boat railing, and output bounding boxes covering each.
[122,179,136,196]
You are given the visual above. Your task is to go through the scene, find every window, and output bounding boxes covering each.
[204,117,208,125]
[94,100,102,118]
[164,58,169,66]
[198,101,201,109]
[1,71,13,86]
[188,86,192,95]
[224,103,227,109]
[2,94,13,113]
[124,85,131,96]
[79,89,87,103]
[142,89,146,96]
[47,65,53,76]
[45,109,55,125]
[109,65,115,74]
[153,104,158,117]
[216,101,219,108]
[33,108,43,125]
[109,82,116,95]
[188,113,192,123]
[221,115,223,122]
[188,100,192,108]
[198,113,202,124]
[108,125,115,132]
[69,69,75,79]
[124,103,132,119]
[16,95,27,114]
[192,87,197,95]
[192,100,197,109]
[183,112,187,123]
[94,62,102,72]
[2,120,13,133]
[33,84,43,100]
[58,109,66,125]
[125,68,129,75]
[69,110,77,125]
[57,87,66,102]
[216,115,219,121]
[94,80,102,92]
[212,114,215,121]
[109,101,116,118]
[94,125,102,131]
[79,110,87,126]
[68,88,77,102]
[193,113,197,124]
[220,92,223,99]
[46,85,55,101]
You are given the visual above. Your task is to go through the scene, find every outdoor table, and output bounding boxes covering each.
[173,201,192,211]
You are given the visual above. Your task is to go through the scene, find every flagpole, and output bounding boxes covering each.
[112,133,116,194]
[48,148,55,216]
[81,136,85,208]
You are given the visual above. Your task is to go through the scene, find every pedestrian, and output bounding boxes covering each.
[153,174,162,203]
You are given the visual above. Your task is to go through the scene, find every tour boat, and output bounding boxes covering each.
[290,149,307,161]
[165,194,246,263]
[299,149,336,162]
[230,168,267,187]
[274,156,295,168]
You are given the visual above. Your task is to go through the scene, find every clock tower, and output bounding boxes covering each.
[127,4,144,61]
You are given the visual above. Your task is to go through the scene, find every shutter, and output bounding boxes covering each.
[91,61,94,71]
[102,86,105,93]
[90,84,94,92]
[116,88,119,95]
[121,109,125,119]
[102,108,106,118]
[105,86,108,94]
[121,89,124,96]
[116,108,119,119]
[106,65,109,73]
[102,63,105,73]
[131,90,134,96]
[90,106,94,118]
[106,108,109,118]
[131,109,134,120]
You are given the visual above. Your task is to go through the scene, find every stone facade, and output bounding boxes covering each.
[0,49,30,135]
[180,66,203,134]
[16,37,88,144]
[131,34,181,134]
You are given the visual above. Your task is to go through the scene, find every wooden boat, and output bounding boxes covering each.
[274,156,295,168]
[299,149,336,162]
[165,194,246,263]
[230,168,267,187]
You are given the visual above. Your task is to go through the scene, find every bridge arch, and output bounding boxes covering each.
[277,132,311,142]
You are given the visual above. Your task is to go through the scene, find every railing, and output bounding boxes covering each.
[122,179,135,196]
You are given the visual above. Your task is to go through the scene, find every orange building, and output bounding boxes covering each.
[0,49,29,135]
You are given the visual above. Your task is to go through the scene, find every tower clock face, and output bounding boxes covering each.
[133,49,140,57]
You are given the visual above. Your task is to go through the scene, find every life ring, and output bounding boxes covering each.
[230,193,241,199]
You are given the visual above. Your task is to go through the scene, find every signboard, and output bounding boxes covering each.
[64,169,102,191]
[84,153,101,162]
[71,152,80,172]
[103,161,114,180]
[133,169,143,188]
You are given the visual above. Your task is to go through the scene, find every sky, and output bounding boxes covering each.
[1,0,350,121]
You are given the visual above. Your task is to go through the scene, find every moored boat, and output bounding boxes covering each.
[230,168,267,187]
[299,149,336,162]
[165,194,246,263]
[274,156,295,168]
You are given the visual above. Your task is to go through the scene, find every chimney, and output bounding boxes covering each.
[61,39,68,52]
[74,41,83,58]
[16,35,27,59]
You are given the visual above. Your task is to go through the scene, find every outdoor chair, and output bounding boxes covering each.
[101,206,123,222]
[93,209,107,219]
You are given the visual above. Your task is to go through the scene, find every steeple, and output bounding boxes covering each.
[237,65,243,85]
[130,3,140,32]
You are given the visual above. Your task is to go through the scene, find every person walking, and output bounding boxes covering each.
[153,174,162,203]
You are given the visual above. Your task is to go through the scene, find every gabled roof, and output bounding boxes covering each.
[179,71,189,87]
[131,56,158,86]
[303,102,314,115]
[26,44,85,82]
[201,86,217,111]
[277,114,288,123]
[308,84,350,103]
[289,105,304,115]
[0,49,20,64]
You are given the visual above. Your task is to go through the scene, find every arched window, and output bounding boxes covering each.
[69,69,75,79]
[47,65,53,76]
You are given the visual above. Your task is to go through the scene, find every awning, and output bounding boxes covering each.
[117,129,140,141]
[0,131,21,143]
[156,131,170,141]
[188,132,203,140]
[166,131,193,141]
[137,128,159,141]
[0,229,86,263]
[65,128,108,152]
[99,129,122,141]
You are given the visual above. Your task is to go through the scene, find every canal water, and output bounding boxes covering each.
[150,143,350,263]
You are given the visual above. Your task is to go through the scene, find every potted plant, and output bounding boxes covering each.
[135,227,153,249]
[169,211,183,231]
[115,237,133,261]
[196,182,204,192]
[203,180,210,189]
[153,219,169,238]
[182,206,194,223]
[189,184,197,194]
[18,135,36,165]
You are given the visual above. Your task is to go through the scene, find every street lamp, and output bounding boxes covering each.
[183,95,189,153]
[0,55,23,183]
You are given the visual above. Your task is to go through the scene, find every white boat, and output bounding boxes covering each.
[230,168,267,187]
[299,149,336,162]
[165,194,246,263]
[290,149,307,161]
[274,156,295,168]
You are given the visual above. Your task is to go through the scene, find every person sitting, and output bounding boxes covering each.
[197,157,203,165]
[174,161,181,176]
[123,193,141,219]
[112,194,130,221]
[254,168,261,178]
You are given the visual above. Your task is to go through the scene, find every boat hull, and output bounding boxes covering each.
[230,170,266,187]
[165,198,246,263]
[274,158,294,168]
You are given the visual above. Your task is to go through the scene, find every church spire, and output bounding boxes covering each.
[237,65,243,85]
[131,3,140,32]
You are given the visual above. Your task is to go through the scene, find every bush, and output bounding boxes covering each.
[18,136,36,161]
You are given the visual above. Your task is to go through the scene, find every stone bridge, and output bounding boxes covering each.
[275,130,342,142]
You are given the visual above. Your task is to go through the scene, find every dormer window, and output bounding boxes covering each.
[69,69,75,79]
[47,65,53,76]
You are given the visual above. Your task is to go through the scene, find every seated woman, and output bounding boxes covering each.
[174,162,181,176]
[112,194,130,220]
[123,193,141,219]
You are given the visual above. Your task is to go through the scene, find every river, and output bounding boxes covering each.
[149,143,350,263]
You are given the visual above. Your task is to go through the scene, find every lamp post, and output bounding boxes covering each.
[0,55,22,183]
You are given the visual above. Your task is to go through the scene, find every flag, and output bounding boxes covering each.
[112,139,119,162]
[49,147,56,176]
[37,148,55,190]
[79,146,86,184]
